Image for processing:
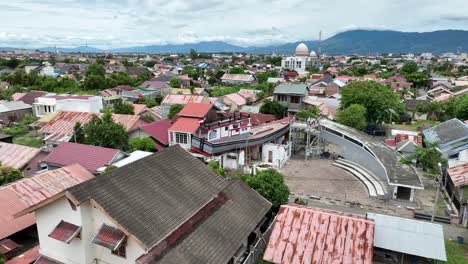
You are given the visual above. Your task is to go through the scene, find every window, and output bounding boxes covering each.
[225,126,229,131]
[278,95,288,102]
[175,133,188,144]
[209,130,217,140]
[112,239,126,258]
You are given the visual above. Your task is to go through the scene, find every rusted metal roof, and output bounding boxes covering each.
[448,163,468,187]
[169,117,201,134]
[263,204,375,264]
[0,186,35,240]
[48,220,81,244]
[178,103,212,118]
[92,224,126,251]
[39,111,146,142]
[8,164,94,209]
[0,142,41,170]
[5,244,39,264]
[162,94,207,105]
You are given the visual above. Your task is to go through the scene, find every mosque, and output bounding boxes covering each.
[280,42,319,74]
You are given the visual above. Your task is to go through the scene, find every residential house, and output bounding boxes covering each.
[0,164,94,262]
[221,73,256,85]
[32,95,103,118]
[0,142,47,176]
[263,205,375,264]
[11,91,48,105]
[273,83,309,114]
[427,83,453,100]
[42,142,128,174]
[446,163,468,227]
[383,75,413,93]
[38,111,149,146]
[160,94,210,119]
[19,146,271,264]
[125,67,152,78]
[0,101,32,124]
[140,119,172,151]
[423,119,468,165]
[221,90,257,112]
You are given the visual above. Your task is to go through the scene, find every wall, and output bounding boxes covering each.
[0,108,33,123]
[261,143,290,168]
[222,151,245,170]
[36,197,145,264]
[23,151,48,176]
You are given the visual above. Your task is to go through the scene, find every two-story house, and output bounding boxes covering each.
[18,146,271,264]
[32,95,103,117]
[273,83,309,114]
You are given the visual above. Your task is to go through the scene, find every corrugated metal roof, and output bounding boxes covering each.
[5,244,39,264]
[448,163,468,187]
[0,101,32,113]
[367,213,446,261]
[221,73,254,82]
[44,142,121,172]
[8,164,94,209]
[162,94,207,105]
[141,119,172,144]
[263,204,375,264]
[274,83,308,95]
[169,117,201,133]
[0,185,35,240]
[178,103,212,118]
[0,142,41,170]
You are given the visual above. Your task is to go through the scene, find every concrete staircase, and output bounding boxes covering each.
[332,158,387,198]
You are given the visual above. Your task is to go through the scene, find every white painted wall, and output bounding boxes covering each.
[261,143,290,168]
[207,121,250,142]
[168,131,192,150]
[221,151,245,170]
[36,197,145,264]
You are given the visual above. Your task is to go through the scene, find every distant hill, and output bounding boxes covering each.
[2,30,467,55]
[320,30,468,55]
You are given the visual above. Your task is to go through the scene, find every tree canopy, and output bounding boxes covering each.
[86,63,105,78]
[168,104,184,119]
[401,142,446,177]
[336,104,367,130]
[113,102,135,115]
[340,81,404,124]
[260,100,286,119]
[0,164,22,186]
[169,77,180,88]
[129,137,156,152]
[400,61,419,76]
[241,169,289,212]
[296,106,319,121]
[79,112,129,150]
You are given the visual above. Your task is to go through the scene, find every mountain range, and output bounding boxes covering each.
[1,30,467,55]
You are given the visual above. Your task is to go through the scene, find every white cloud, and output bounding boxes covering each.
[0,0,467,48]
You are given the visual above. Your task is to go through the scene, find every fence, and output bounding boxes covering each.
[241,221,274,264]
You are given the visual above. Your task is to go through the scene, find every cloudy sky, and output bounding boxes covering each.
[1,0,468,48]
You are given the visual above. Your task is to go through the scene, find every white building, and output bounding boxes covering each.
[281,43,319,74]
[32,94,103,117]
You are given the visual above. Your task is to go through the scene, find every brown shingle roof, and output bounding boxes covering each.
[67,146,229,249]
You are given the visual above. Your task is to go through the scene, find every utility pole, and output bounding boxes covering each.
[431,163,443,223]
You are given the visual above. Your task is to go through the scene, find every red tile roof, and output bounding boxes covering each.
[5,245,39,264]
[0,239,19,254]
[44,142,120,172]
[9,164,95,215]
[32,255,62,264]
[169,117,201,134]
[448,163,468,187]
[92,224,126,251]
[48,220,81,244]
[178,103,212,118]
[263,204,375,264]
[0,142,41,170]
[141,119,172,145]
[0,187,35,240]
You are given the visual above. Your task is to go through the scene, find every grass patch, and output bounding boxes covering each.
[445,239,468,263]
[13,135,42,148]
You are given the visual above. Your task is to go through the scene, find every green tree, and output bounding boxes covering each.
[84,74,106,90]
[140,97,157,108]
[129,137,156,152]
[113,102,135,115]
[401,142,446,177]
[0,164,23,186]
[189,49,198,60]
[82,112,129,150]
[208,76,217,85]
[454,94,468,121]
[169,77,180,88]
[336,104,367,130]
[260,100,286,119]
[229,67,245,74]
[340,81,403,124]
[256,70,277,84]
[400,62,418,76]
[241,169,289,212]
[86,63,105,78]
[168,104,184,119]
[71,122,85,143]
[296,106,319,121]
[406,72,429,88]
[106,72,134,88]
[208,161,224,176]
[155,94,164,105]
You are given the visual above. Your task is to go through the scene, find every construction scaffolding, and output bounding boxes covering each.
[290,118,323,160]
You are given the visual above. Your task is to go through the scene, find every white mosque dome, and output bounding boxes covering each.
[310,51,318,57]
[295,43,309,57]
